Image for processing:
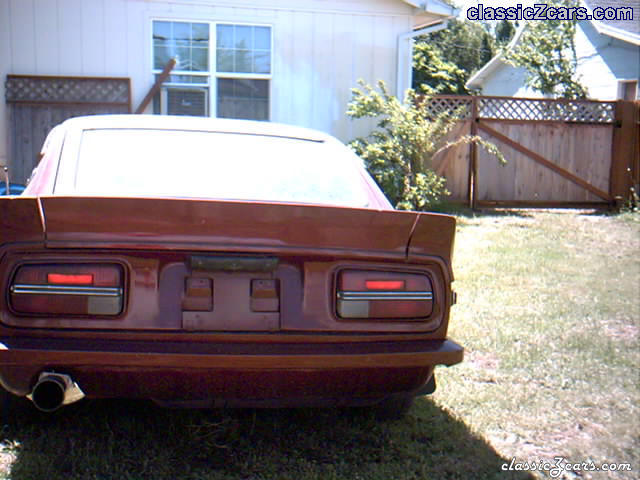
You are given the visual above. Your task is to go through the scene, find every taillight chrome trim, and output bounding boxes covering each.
[10,284,123,297]
[337,291,433,301]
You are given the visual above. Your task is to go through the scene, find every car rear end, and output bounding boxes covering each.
[0,116,462,412]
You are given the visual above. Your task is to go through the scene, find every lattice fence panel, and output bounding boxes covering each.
[419,96,615,123]
[5,75,130,106]
[422,96,472,119]
[478,97,615,123]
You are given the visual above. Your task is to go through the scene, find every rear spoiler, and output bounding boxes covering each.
[1,196,455,268]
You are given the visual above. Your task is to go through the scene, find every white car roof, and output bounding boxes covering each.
[60,115,331,143]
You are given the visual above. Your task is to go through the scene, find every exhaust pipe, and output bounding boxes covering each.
[27,372,85,412]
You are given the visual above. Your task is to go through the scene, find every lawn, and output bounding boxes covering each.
[1,209,638,480]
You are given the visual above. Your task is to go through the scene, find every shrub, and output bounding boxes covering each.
[347,80,505,210]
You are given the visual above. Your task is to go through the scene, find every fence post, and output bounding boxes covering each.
[609,100,640,207]
[468,96,479,209]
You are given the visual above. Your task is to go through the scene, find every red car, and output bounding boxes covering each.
[0,115,462,416]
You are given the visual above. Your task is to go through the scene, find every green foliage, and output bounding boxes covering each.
[504,0,587,99]
[412,19,495,95]
[495,19,516,46]
[347,80,505,211]
[413,43,468,95]
[480,34,494,65]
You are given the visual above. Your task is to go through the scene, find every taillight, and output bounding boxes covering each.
[9,264,124,316]
[47,273,94,285]
[336,270,433,319]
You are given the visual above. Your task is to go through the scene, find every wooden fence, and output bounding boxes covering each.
[428,95,639,208]
[5,75,131,184]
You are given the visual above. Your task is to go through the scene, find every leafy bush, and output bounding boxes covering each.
[347,80,504,210]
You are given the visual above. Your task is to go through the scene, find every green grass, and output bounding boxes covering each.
[442,209,639,479]
[1,209,638,479]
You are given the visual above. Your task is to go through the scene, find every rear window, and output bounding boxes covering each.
[71,129,370,207]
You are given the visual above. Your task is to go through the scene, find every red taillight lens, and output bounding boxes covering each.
[337,270,433,320]
[10,263,124,316]
[364,280,405,290]
[47,273,94,285]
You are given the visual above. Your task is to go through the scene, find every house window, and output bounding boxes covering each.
[153,21,210,116]
[152,20,271,120]
[216,24,270,120]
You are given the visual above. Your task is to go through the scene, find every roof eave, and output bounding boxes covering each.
[400,0,458,16]
[465,25,526,89]
[580,0,640,45]
[409,1,458,29]
[591,20,640,46]
[421,0,458,17]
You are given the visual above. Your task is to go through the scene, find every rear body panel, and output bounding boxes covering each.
[2,197,454,332]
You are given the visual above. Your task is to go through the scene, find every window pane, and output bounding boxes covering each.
[234,50,252,73]
[153,21,171,43]
[217,78,269,121]
[252,78,269,97]
[216,49,234,72]
[154,21,210,73]
[215,24,271,74]
[254,27,270,50]
[191,47,209,71]
[217,24,234,48]
[191,23,209,43]
[253,51,270,74]
[174,46,191,70]
[154,45,173,70]
[217,77,234,97]
[173,22,191,45]
[234,25,252,49]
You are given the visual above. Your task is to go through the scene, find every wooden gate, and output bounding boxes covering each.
[5,75,131,184]
[430,96,639,208]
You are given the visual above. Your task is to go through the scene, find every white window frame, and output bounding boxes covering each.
[151,18,274,119]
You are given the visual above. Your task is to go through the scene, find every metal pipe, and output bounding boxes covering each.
[28,372,85,412]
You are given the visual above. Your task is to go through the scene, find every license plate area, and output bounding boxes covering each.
[181,272,280,332]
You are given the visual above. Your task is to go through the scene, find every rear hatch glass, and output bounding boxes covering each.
[71,129,370,207]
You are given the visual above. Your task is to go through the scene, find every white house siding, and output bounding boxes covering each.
[0,0,417,168]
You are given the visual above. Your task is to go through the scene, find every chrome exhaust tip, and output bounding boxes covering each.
[28,372,85,412]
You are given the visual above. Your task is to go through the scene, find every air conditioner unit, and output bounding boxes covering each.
[161,87,208,117]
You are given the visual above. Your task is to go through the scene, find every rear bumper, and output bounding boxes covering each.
[0,336,463,402]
